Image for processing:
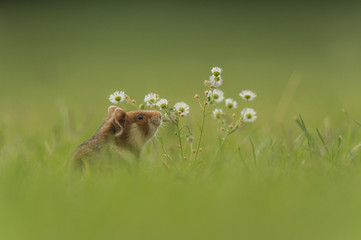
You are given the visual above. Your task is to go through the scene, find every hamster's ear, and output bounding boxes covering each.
[112,107,126,137]
[107,106,117,118]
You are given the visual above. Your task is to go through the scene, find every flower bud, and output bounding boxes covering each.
[194,94,200,99]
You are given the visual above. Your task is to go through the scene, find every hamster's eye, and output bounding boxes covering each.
[137,114,144,120]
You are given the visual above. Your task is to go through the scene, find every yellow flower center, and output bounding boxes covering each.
[213,72,220,77]
[244,95,251,100]
[246,113,252,119]
[178,107,185,112]
[115,96,122,101]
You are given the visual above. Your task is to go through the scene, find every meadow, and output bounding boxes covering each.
[1,2,361,239]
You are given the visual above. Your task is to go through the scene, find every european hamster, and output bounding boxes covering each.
[71,106,162,168]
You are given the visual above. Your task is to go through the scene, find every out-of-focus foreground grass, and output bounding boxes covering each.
[1,1,361,239]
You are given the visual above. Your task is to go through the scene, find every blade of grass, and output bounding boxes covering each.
[343,109,361,127]
[296,114,313,149]
[338,135,353,159]
[316,128,332,160]
[249,137,256,167]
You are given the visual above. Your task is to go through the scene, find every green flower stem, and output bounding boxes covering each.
[217,119,243,155]
[165,108,185,160]
[220,130,231,150]
[175,117,185,160]
[194,103,207,160]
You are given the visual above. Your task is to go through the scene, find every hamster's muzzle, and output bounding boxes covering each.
[150,112,162,127]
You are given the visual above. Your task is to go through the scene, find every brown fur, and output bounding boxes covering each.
[71,106,162,168]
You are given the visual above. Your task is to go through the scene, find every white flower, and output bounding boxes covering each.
[212,109,224,119]
[174,102,190,116]
[241,108,257,122]
[109,91,126,104]
[239,90,257,101]
[156,98,168,109]
[211,67,222,76]
[225,98,237,109]
[144,93,158,106]
[211,89,224,103]
[209,75,223,87]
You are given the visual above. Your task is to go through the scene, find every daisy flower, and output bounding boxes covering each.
[211,89,224,103]
[156,98,168,109]
[174,102,190,116]
[239,90,257,101]
[225,98,237,109]
[241,108,257,122]
[144,93,158,106]
[211,67,222,76]
[212,109,224,119]
[209,75,223,87]
[109,91,126,104]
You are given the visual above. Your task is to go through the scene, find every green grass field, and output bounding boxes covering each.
[1,2,361,239]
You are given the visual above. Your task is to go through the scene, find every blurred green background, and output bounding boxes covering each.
[1,1,361,128]
[1,1,361,240]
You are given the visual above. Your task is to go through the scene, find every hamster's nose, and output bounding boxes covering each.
[150,112,162,126]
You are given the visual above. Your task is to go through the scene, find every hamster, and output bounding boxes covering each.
[71,106,162,168]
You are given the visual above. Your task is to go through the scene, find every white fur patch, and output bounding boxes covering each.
[128,123,146,149]
[128,121,159,149]
[148,121,158,139]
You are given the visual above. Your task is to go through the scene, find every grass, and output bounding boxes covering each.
[1,105,361,240]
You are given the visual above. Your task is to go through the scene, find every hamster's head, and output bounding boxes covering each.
[106,106,162,150]
[125,109,162,140]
